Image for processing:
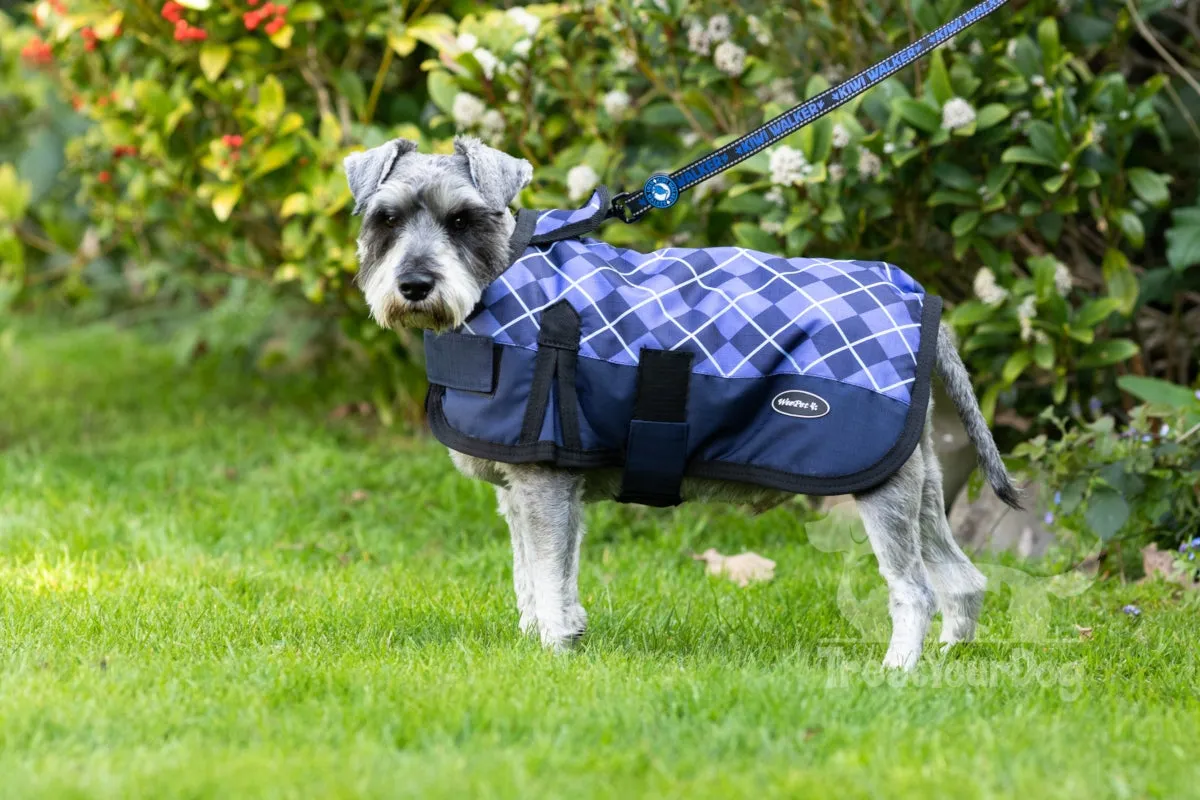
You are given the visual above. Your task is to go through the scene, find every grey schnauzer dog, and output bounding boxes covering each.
[344,136,1019,670]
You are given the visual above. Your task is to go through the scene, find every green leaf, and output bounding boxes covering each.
[894,98,941,134]
[255,75,286,128]
[732,222,779,252]
[1074,297,1120,328]
[1126,167,1171,208]
[1165,207,1200,271]
[268,23,295,49]
[1033,339,1054,370]
[951,211,981,237]
[199,43,231,82]
[1037,17,1061,72]
[1115,209,1145,249]
[0,163,31,222]
[1002,350,1032,385]
[289,2,325,21]
[211,184,242,222]
[1101,248,1138,315]
[251,141,298,178]
[975,104,1011,130]
[1001,146,1058,168]
[1077,338,1138,368]
[928,51,954,105]
[428,71,458,114]
[280,193,309,218]
[1117,375,1200,410]
[1085,488,1129,541]
[932,163,977,192]
[641,103,687,127]
[948,300,996,325]
[927,190,977,208]
[388,32,418,57]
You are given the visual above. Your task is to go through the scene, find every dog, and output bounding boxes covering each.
[343,136,1020,670]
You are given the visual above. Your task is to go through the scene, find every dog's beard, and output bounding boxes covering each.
[361,241,482,332]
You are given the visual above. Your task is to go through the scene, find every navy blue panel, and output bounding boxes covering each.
[439,345,907,480]
[424,332,495,393]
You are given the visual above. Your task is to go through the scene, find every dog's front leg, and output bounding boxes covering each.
[494,486,536,634]
[502,467,587,650]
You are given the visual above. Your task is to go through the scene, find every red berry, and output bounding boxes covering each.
[243,11,260,29]
[50,0,66,12]
[85,40,97,51]
[248,0,259,5]
[190,27,207,40]
[265,17,284,34]
[161,2,183,23]
[98,170,111,183]
[273,4,287,16]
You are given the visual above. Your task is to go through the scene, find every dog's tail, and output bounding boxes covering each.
[935,322,1023,510]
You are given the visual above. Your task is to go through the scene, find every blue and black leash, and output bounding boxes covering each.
[608,0,1011,223]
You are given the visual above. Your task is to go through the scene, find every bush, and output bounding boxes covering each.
[0,0,1197,428]
[1010,375,1200,565]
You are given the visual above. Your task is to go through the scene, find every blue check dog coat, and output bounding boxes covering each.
[424,188,941,506]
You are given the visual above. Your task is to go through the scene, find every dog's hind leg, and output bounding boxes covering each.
[917,413,987,650]
[853,447,937,670]
[500,465,587,650]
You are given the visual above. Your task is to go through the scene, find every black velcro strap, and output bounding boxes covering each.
[424,332,496,393]
[519,301,583,448]
[617,349,693,507]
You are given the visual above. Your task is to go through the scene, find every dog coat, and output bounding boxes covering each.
[424,187,941,506]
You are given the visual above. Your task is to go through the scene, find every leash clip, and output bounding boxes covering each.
[608,191,635,223]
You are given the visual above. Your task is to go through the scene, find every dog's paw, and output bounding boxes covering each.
[538,606,588,652]
[881,646,922,671]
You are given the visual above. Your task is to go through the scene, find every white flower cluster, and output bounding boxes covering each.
[857,147,881,179]
[713,41,747,77]
[456,32,478,52]
[829,163,846,181]
[764,187,786,207]
[603,89,631,118]
[1054,261,1073,295]
[754,78,797,107]
[973,268,1008,305]
[831,123,850,148]
[687,21,711,56]
[567,164,599,202]
[747,15,771,46]
[1016,295,1037,342]
[1011,109,1032,130]
[480,109,506,142]
[941,97,977,130]
[969,40,984,57]
[769,145,811,185]
[614,48,637,72]
[452,92,486,129]
[762,219,785,235]
[506,6,540,37]
[473,47,500,79]
[706,14,731,42]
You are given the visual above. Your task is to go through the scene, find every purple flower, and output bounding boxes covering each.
[1053,491,1062,505]
[1122,604,1141,616]
[1190,552,1195,561]
[1142,435,1153,442]
[1191,537,1200,547]
[1195,390,1200,401]
[1089,396,1103,413]
[1043,511,1055,525]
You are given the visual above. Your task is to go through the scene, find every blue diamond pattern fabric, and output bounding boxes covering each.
[465,190,927,405]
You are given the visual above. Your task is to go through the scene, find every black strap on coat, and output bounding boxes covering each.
[616,348,694,507]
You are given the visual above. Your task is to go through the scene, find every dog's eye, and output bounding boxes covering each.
[383,214,400,228]
[448,213,470,232]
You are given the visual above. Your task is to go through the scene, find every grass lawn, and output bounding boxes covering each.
[0,320,1196,799]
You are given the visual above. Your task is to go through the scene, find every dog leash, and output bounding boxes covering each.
[608,0,1011,223]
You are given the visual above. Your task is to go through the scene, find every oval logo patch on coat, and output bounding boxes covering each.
[771,390,830,419]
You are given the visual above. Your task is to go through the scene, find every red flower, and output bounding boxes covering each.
[20,38,54,66]
[82,27,97,51]
[221,134,244,148]
[49,0,66,12]
[243,10,263,29]
[248,0,259,5]
[265,17,285,35]
[98,170,112,184]
[161,1,183,24]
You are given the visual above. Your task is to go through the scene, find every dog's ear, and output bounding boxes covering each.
[343,138,419,215]
[454,135,533,210]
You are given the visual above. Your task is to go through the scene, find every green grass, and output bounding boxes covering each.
[0,320,1196,799]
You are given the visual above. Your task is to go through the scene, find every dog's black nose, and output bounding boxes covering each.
[399,274,434,302]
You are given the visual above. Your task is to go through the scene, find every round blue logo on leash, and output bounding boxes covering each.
[643,174,678,209]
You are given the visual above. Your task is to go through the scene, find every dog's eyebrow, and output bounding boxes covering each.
[424,181,488,217]
[369,181,419,218]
